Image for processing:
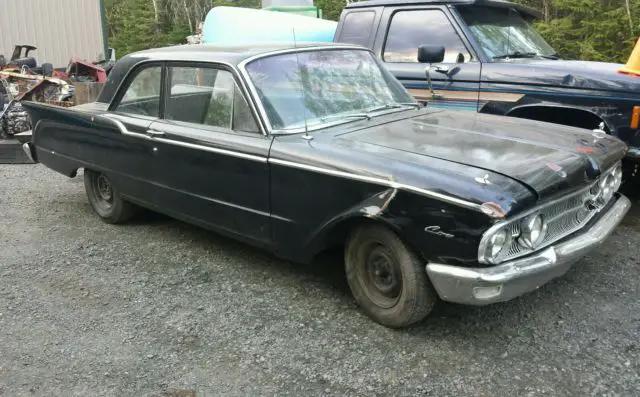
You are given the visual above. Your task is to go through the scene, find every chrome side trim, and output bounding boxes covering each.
[96,114,267,163]
[153,137,267,163]
[94,114,131,136]
[268,158,483,211]
[96,113,482,211]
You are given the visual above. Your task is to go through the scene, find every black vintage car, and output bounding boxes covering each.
[22,43,630,327]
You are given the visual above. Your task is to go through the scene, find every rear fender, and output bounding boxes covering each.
[22,101,94,177]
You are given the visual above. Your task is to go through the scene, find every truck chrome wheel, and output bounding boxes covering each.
[345,224,437,328]
[84,169,135,224]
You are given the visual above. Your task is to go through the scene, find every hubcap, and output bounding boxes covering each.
[363,245,402,308]
[96,174,113,202]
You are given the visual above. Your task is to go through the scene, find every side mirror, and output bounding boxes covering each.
[417,45,445,64]
[417,45,445,100]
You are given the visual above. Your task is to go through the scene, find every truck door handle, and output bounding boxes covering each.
[146,129,165,137]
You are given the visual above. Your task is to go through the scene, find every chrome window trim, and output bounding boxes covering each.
[236,45,388,136]
[478,163,620,265]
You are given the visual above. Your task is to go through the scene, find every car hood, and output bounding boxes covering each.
[483,59,640,94]
[338,110,628,200]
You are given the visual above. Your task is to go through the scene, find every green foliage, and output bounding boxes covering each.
[314,0,345,21]
[514,0,639,62]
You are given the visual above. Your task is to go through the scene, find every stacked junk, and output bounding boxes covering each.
[0,44,114,141]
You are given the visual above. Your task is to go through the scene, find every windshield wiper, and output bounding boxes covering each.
[493,51,538,60]
[365,102,422,113]
[318,103,421,124]
[539,53,560,60]
[319,113,372,122]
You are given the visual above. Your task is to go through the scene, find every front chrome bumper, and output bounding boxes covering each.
[426,193,631,305]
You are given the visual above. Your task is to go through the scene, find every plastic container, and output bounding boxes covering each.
[202,6,337,46]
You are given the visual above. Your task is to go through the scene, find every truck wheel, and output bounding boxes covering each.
[345,224,437,328]
[84,169,134,224]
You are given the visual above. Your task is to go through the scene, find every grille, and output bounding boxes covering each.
[497,183,600,263]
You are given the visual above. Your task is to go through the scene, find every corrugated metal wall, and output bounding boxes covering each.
[0,0,105,68]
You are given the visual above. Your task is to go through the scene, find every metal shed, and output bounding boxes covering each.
[0,0,108,68]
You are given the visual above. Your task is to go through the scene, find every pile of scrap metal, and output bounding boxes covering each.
[0,70,73,138]
[0,44,114,138]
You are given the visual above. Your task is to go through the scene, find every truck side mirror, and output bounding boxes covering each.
[417,45,445,100]
[417,45,445,64]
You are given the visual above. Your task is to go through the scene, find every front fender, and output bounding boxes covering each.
[303,188,401,256]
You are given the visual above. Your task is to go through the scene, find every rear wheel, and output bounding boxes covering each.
[84,169,135,224]
[345,224,437,328]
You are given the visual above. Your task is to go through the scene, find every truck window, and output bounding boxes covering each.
[383,10,471,64]
[115,65,162,117]
[338,11,376,46]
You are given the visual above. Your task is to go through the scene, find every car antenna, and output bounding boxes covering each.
[292,28,313,141]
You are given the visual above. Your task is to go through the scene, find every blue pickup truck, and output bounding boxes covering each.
[333,0,640,180]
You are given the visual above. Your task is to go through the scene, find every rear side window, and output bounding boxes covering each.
[383,9,471,63]
[338,11,376,46]
[115,65,162,117]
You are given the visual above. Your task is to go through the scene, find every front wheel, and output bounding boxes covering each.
[84,169,135,224]
[345,224,437,328]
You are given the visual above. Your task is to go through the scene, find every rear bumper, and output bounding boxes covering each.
[426,194,631,305]
[22,142,36,163]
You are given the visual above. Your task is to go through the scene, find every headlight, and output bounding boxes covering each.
[591,162,622,207]
[518,214,547,249]
[482,228,512,263]
[612,162,623,190]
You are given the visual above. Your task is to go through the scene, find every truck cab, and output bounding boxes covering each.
[334,0,640,178]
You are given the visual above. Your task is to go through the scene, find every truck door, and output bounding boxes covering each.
[374,6,481,112]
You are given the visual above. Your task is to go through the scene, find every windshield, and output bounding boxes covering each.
[243,49,416,131]
[457,6,557,60]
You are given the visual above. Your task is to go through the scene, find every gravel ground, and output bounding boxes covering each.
[0,164,639,397]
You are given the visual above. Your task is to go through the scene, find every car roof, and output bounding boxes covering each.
[96,42,366,104]
[345,0,540,18]
[125,42,362,65]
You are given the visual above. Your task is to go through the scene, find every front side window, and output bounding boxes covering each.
[457,6,557,60]
[383,10,471,63]
[165,66,259,133]
[244,49,415,131]
[115,65,162,117]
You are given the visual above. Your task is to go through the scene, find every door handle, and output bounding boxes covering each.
[146,129,165,137]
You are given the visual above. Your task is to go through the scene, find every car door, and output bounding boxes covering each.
[375,6,481,111]
[92,62,165,203]
[146,62,272,244]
